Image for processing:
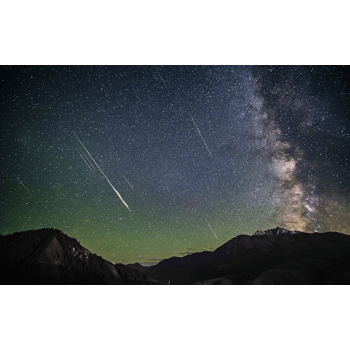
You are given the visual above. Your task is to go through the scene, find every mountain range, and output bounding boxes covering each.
[141,227,350,284]
[1,227,350,284]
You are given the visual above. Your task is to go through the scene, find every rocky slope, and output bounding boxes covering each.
[0,228,158,284]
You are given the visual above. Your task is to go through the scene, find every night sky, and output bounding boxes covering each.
[1,65,350,265]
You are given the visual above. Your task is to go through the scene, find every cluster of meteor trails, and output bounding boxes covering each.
[72,68,217,240]
[72,116,217,238]
[74,133,131,212]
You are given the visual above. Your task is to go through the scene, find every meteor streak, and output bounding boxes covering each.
[74,133,131,211]
[13,174,32,196]
[205,219,218,239]
[75,147,94,173]
[155,67,170,94]
[190,115,213,157]
[123,176,135,191]
[78,145,96,170]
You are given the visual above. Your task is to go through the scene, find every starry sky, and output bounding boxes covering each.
[1,65,350,265]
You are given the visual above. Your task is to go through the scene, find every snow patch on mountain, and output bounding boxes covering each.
[253,227,310,236]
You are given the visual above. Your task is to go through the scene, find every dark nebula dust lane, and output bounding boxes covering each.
[251,66,350,234]
[1,66,349,265]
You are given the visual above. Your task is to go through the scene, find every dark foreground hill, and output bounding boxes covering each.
[140,227,350,284]
[0,228,159,284]
[2,227,350,284]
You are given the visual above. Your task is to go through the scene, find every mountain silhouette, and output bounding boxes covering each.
[0,228,158,284]
[140,227,350,284]
[1,227,350,284]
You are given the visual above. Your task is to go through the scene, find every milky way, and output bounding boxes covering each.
[1,66,349,265]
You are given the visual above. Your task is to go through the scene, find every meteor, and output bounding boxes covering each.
[155,67,170,94]
[123,176,135,191]
[74,133,131,211]
[78,145,96,170]
[13,174,32,196]
[205,219,218,239]
[190,115,213,158]
[75,147,94,173]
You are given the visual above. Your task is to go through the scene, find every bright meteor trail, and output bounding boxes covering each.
[75,147,94,173]
[13,174,32,196]
[78,145,95,170]
[74,133,131,211]
[205,219,218,239]
[190,115,213,158]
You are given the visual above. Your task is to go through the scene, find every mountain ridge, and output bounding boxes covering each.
[0,228,158,284]
[148,227,311,271]
[142,228,350,284]
[1,227,350,284]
